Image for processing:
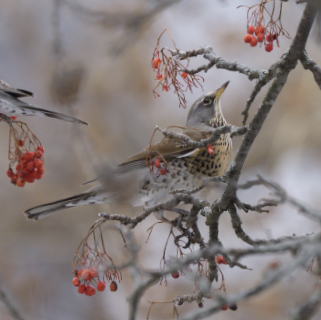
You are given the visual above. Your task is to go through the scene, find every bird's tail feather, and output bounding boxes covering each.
[25,192,97,220]
[24,104,88,125]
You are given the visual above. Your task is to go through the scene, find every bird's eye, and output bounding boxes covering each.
[203,97,211,104]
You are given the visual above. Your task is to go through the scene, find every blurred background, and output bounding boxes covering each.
[0,0,320,319]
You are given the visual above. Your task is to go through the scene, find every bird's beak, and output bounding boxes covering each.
[215,81,230,100]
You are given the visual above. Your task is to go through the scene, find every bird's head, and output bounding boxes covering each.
[186,81,229,129]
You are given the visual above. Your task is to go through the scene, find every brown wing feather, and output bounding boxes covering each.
[115,129,209,173]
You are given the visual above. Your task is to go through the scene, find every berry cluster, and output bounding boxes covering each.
[6,145,45,187]
[151,29,204,109]
[244,25,277,52]
[152,157,167,176]
[72,267,119,297]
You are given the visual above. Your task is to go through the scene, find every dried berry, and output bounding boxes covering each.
[110,281,118,292]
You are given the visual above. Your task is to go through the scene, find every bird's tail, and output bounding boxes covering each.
[24,190,106,220]
[23,104,88,125]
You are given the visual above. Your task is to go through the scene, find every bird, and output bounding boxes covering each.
[25,81,232,220]
[0,79,87,124]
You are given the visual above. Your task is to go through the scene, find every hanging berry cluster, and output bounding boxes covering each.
[152,28,204,109]
[73,220,122,297]
[72,267,120,296]
[3,115,45,187]
[239,0,290,52]
[7,146,45,187]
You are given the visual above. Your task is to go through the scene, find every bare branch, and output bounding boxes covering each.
[300,50,321,89]
[180,243,319,320]
[291,287,321,320]
[0,277,27,320]
[239,175,321,223]
[168,46,265,80]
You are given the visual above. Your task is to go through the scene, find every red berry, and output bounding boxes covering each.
[80,269,91,281]
[257,33,264,42]
[21,160,28,167]
[206,145,214,155]
[29,169,38,179]
[160,168,167,175]
[247,25,254,34]
[198,302,204,308]
[37,166,44,174]
[85,285,96,296]
[35,173,43,180]
[6,168,14,178]
[152,57,161,69]
[162,85,169,92]
[72,277,80,287]
[266,33,273,42]
[37,145,45,153]
[25,176,35,183]
[109,281,118,292]
[259,25,265,34]
[154,158,161,169]
[89,267,98,278]
[22,168,29,176]
[18,140,24,147]
[34,159,43,169]
[77,284,86,294]
[156,73,163,80]
[10,116,17,120]
[22,152,34,161]
[16,163,21,171]
[35,150,43,158]
[254,27,259,35]
[265,43,273,52]
[221,305,229,311]
[10,176,17,184]
[26,161,35,171]
[171,271,180,279]
[181,72,188,79]
[216,256,226,265]
[243,34,252,43]
[16,178,25,187]
[97,281,106,292]
[250,36,257,47]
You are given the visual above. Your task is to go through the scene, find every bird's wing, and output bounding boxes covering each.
[115,129,209,174]
[0,79,33,98]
